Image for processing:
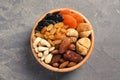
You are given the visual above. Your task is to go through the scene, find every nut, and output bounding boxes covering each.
[33,37,41,48]
[38,52,43,57]
[49,47,55,52]
[44,53,53,63]
[51,49,59,54]
[52,63,59,67]
[38,46,49,51]
[59,61,69,68]
[67,62,77,67]
[40,38,51,47]
[59,58,66,63]
[43,50,49,56]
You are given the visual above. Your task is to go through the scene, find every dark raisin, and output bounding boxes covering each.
[46,20,56,24]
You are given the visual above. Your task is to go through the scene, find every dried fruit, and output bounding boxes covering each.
[77,38,91,49]
[77,23,92,32]
[70,13,84,23]
[60,9,71,15]
[59,58,66,63]
[54,22,64,28]
[59,38,71,54]
[51,54,61,64]
[66,28,78,38]
[76,38,91,56]
[63,15,77,28]
[69,44,76,50]
[64,50,83,63]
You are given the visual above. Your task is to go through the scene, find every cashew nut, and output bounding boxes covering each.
[44,53,53,63]
[33,37,42,48]
[40,39,51,47]
[66,28,78,38]
[35,47,39,53]
[49,47,55,52]
[43,50,49,56]
[38,52,43,57]
[38,46,49,51]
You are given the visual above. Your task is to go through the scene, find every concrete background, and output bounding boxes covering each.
[0,0,120,80]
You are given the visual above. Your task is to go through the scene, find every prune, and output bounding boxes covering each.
[64,50,83,63]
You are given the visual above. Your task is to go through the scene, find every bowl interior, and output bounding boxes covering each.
[30,8,94,72]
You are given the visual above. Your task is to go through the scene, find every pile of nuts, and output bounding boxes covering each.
[32,9,93,68]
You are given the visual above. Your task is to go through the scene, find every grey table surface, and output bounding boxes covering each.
[0,0,120,80]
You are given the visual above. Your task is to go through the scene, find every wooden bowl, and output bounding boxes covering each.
[30,8,94,72]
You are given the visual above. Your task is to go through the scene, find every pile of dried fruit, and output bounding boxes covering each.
[32,9,93,68]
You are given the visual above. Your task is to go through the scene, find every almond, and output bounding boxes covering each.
[51,49,59,54]
[52,63,59,67]
[67,62,77,67]
[59,61,69,68]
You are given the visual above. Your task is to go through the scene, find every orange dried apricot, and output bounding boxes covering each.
[60,9,71,15]
[70,13,84,23]
[63,15,77,29]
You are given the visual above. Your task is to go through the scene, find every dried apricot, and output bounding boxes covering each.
[60,9,71,15]
[63,15,77,28]
[70,13,84,23]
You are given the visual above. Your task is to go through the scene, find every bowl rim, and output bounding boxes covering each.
[30,8,94,72]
